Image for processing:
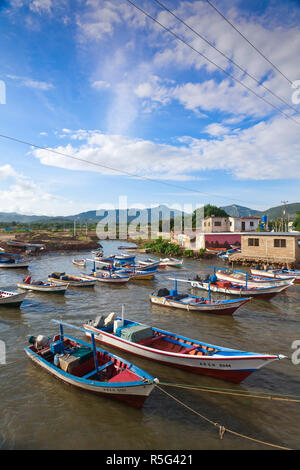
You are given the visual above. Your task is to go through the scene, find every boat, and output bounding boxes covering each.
[185,276,290,299]
[17,276,68,294]
[251,268,300,284]
[0,253,30,269]
[72,259,86,267]
[149,281,251,315]
[83,311,285,384]
[217,247,241,260]
[118,268,157,280]
[160,257,183,268]
[25,320,158,408]
[118,245,138,250]
[80,271,130,284]
[0,289,26,307]
[48,273,96,287]
[209,267,295,288]
[137,259,162,270]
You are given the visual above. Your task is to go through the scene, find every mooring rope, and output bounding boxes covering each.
[155,384,292,450]
[158,381,300,403]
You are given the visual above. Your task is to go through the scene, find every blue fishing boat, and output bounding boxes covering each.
[25,320,158,408]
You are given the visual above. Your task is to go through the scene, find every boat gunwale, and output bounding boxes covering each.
[83,323,278,362]
[25,333,155,387]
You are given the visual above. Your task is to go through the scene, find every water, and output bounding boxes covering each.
[0,240,299,450]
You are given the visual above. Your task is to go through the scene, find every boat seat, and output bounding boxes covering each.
[82,360,113,379]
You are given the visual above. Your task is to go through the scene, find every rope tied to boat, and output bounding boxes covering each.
[155,384,293,450]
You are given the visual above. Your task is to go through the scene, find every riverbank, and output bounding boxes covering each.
[0,230,99,255]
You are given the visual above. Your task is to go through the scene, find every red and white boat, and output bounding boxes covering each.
[84,314,285,384]
[0,289,26,307]
[251,268,300,284]
[214,268,294,288]
[187,278,290,299]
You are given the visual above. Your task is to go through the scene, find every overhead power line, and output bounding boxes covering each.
[0,132,256,205]
[124,0,300,127]
[205,0,294,85]
[151,0,300,115]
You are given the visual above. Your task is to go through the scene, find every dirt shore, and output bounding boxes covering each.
[0,230,100,255]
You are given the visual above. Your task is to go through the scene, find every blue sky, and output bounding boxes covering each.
[0,0,299,216]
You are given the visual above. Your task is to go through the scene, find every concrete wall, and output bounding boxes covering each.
[241,235,300,262]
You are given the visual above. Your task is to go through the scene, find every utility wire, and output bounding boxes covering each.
[205,0,294,85]
[125,0,300,127]
[0,132,256,205]
[151,0,299,115]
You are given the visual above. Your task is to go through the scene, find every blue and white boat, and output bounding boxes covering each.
[25,320,158,408]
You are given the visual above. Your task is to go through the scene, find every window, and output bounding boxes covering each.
[248,238,259,246]
[214,221,221,226]
[250,221,254,227]
[274,239,286,248]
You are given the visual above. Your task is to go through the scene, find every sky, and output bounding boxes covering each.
[0,0,299,216]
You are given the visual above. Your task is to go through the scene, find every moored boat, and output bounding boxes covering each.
[0,289,26,307]
[25,320,157,408]
[186,277,290,299]
[149,281,251,315]
[17,277,68,294]
[0,253,30,269]
[72,259,86,267]
[48,273,96,287]
[80,271,130,284]
[83,312,285,384]
[210,267,294,288]
[160,257,183,268]
[251,268,300,284]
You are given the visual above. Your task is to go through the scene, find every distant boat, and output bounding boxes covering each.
[80,271,130,284]
[0,289,26,307]
[160,257,183,268]
[72,259,86,267]
[84,312,285,384]
[186,277,290,299]
[0,253,30,269]
[251,268,300,284]
[210,267,295,288]
[25,320,157,408]
[17,277,68,294]
[48,273,96,288]
[149,281,251,315]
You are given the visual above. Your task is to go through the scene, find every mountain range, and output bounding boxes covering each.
[0,202,299,224]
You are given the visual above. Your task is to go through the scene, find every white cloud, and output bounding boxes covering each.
[204,123,230,137]
[7,74,54,90]
[92,80,111,90]
[32,118,300,182]
[0,164,87,215]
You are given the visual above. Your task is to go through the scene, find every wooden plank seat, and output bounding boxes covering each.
[82,360,113,379]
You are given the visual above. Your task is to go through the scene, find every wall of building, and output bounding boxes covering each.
[205,233,241,249]
[241,235,300,262]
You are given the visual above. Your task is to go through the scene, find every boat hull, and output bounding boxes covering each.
[251,269,300,284]
[48,276,96,287]
[190,280,289,299]
[0,290,26,306]
[84,325,279,384]
[17,283,67,293]
[216,271,294,288]
[25,347,154,408]
[149,295,250,315]
[0,262,30,269]
[80,272,130,284]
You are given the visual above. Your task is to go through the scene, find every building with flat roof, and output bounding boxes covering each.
[232,232,300,267]
[203,215,260,233]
